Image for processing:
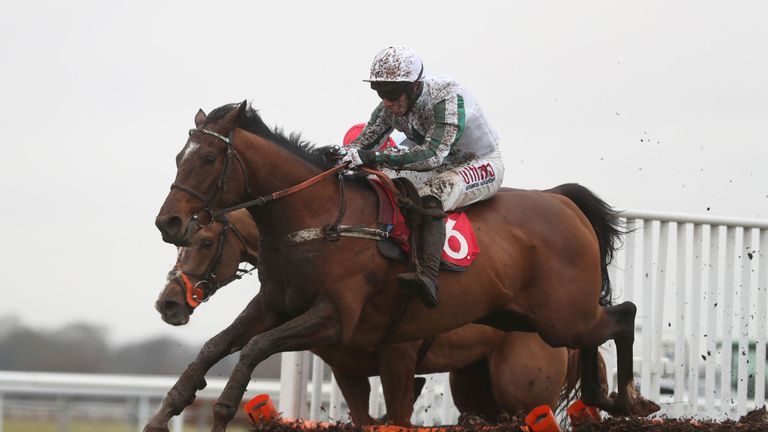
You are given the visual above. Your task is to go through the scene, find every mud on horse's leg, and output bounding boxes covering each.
[144,296,276,432]
[210,302,340,432]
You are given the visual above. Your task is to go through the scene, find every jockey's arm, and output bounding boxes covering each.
[374,96,465,172]
[349,103,394,151]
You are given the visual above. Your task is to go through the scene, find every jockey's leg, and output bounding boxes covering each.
[397,195,444,308]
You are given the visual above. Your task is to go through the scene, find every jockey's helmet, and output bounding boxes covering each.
[365,46,424,105]
[365,46,424,83]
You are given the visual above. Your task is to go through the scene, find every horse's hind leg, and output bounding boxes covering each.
[573,301,659,416]
[144,294,278,432]
[210,301,340,432]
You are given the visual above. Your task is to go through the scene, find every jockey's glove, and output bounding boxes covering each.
[340,148,377,168]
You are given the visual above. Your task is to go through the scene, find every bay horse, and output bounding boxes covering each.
[155,209,605,425]
[153,102,658,431]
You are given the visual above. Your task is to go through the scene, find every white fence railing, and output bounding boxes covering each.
[610,210,768,419]
[279,209,768,423]
[0,371,280,432]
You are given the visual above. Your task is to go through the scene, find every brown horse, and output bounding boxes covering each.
[156,209,602,425]
[153,102,658,431]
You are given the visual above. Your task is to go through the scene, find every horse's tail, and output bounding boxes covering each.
[548,183,624,307]
[556,348,608,426]
[556,348,582,418]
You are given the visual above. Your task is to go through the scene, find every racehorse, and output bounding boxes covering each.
[153,101,658,431]
[156,209,605,425]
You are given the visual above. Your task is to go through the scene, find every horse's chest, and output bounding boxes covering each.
[258,255,317,315]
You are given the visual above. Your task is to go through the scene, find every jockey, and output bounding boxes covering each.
[340,46,504,308]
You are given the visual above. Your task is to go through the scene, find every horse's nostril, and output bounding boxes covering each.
[161,300,180,316]
[157,216,182,238]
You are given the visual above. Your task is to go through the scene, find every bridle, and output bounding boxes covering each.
[170,128,254,227]
[171,216,255,308]
[170,127,351,227]
[169,125,399,247]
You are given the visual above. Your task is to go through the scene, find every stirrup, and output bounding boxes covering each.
[397,272,438,308]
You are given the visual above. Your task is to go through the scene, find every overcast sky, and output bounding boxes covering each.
[1,1,766,345]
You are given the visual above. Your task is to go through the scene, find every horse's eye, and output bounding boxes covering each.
[201,239,214,249]
[204,153,217,164]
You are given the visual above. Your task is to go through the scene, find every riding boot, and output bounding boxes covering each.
[397,196,445,308]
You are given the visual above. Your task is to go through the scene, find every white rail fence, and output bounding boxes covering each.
[0,371,280,432]
[1,210,766,429]
[608,210,768,419]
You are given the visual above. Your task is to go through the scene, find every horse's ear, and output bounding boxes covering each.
[194,109,207,128]
[221,100,248,129]
[235,100,248,121]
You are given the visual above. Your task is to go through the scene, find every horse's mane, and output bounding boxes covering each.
[205,103,334,170]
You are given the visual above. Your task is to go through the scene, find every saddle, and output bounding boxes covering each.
[368,177,477,272]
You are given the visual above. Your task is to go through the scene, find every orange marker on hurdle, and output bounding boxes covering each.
[524,405,561,432]
[566,399,601,424]
[244,394,279,423]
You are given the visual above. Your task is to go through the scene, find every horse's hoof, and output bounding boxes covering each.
[196,377,208,390]
[603,392,660,417]
[143,426,169,432]
[631,396,661,416]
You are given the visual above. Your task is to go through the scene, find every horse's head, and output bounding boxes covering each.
[156,101,251,246]
[156,209,259,325]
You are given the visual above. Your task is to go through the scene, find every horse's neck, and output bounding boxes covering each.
[238,132,346,235]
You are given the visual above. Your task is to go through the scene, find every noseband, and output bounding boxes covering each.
[171,217,255,308]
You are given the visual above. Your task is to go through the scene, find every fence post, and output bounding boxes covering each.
[705,225,721,413]
[736,228,754,414]
[673,222,688,417]
[137,396,151,432]
[170,411,184,432]
[651,221,670,402]
[57,395,70,432]
[687,223,704,416]
[640,220,654,396]
[755,229,768,408]
[309,354,325,420]
[720,227,737,414]
[280,352,309,419]
[328,374,343,421]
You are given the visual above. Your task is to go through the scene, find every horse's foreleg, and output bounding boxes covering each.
[144,295,278,432]
[332,370,375,425]
[376,343,418,426]
[210,302,340,432]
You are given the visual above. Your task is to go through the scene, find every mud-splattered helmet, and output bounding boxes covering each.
[365,46,424,83]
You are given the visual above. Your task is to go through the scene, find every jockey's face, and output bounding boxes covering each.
[381,92,410,117]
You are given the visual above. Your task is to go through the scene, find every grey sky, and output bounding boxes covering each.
[1,1,766,345]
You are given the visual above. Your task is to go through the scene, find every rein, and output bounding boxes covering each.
[210,164,348,219]
[172,127,406,246]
